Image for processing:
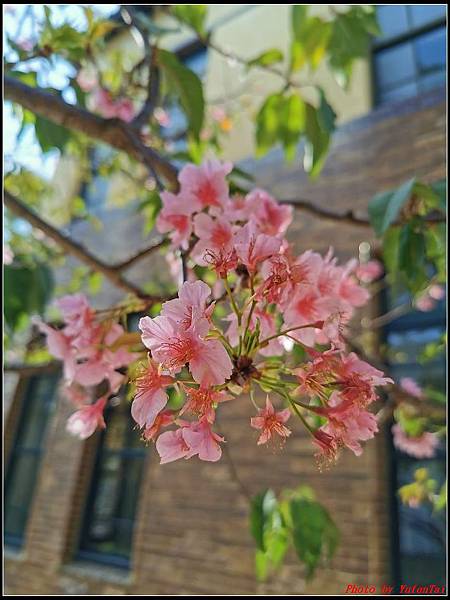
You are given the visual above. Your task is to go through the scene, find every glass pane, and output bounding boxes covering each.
[79,407,147,562]
[4,453,41,539]
[376,5,410,41]
[415,27,446,73]
[419,70,446,92]
[17,375,58,449]
[374,42,416,90]
[410,5,447,28]
[378,81,418,105]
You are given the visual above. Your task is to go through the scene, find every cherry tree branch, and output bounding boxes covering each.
[4,190,165,301]
[4,76,179,190]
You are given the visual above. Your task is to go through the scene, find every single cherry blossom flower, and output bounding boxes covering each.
[179,385,231,423]
[66,396,107,440]
[139,315,233,385]
[245,188,293,236]
[250,397,291,445]
[234,223,281,274]
[161,280,213,331]
[142,410,174,442]
[182,418,225,462]
[131,358,174,430]
[178,159,232,209]
[156,191,198,249]
[392,424,439,458]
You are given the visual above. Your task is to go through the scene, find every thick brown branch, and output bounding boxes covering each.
[4,76,179,190]
[4,190,161,300]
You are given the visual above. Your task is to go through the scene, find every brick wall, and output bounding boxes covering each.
[4,88,446,595]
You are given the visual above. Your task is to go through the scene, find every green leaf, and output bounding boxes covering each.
[290,498,339,579]
[290,16,331,72]
[4,262,54,331]
[368,178,416,236]
[255,92,284,157]
[248,48,284,69]
[280,92,306,161]
[398,221,427,292]
[291,5,309,39]
[382,227,401,274]
[425,224,446,282]
[88,272,103,295]
[304,103,331,178]
[158,49,205,140]
[430,179,446,212]
[255,549,269,581]
[250,489,277,551]
[172,5,207,35]
[35,115,70,153]
[328,7,379,87]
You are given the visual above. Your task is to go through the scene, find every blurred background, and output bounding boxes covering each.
[3,4,446,595]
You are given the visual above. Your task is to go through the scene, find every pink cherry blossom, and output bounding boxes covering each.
[92,88,135,122]
[392,424,439,458]
[66,396,107,440]
[142,410,174,442]
[156,427,196,464]
[182,418,225,462]
[131,358,174,429]
[356,259,384,283]
[76,68,98,92]
[429,285,445,300]
[399,377,424,399]
[156,191,197,249]
[245,188,293,236]
[317,391,379,456]
[251,397,291,445]
[3,244,13,264]
[154,107,171,127]
[192,213,237,277]
[234,223,281,274]
[178,159,232,209]
[179,385,231,423]
[139,315,233,385]
[161,280,213,331]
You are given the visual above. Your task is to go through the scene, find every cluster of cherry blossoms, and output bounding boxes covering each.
[39,159,396,466]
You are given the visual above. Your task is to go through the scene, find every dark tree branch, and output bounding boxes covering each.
[113,238,169,272]
[4,190,164,301]
[280,198,446,228]
[4,76,179,190]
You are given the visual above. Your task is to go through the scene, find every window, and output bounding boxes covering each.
[77,395,148,568]
[373,5,446,105]
[4,373,59,547]
[383,289,446,588]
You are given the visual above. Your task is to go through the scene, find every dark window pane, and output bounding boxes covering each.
[78,400,147,565]
[374,42,416,90]
[410,5,447,28]
[419,70,447,92]
[4,374,58,544]
[376,5,410,41]
[415,27,446,72]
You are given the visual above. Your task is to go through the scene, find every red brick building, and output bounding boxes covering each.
[4,84,446,594]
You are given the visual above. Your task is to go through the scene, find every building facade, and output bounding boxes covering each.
[4,5,447,595]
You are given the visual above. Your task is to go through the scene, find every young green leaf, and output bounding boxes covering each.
[158,49,205,140]
[255,92,284,157]
[248,48,284,69]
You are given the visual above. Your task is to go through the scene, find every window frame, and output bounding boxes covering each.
[4,372,60,548]
[76,400,148,569]
[371,6,446,106]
